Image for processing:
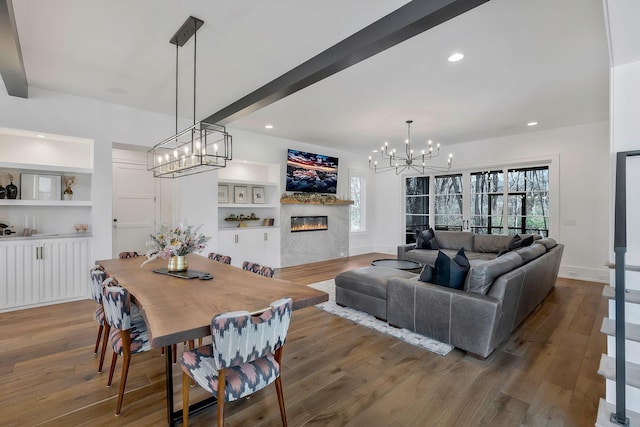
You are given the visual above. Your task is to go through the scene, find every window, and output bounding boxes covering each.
[507,166,549,236]
[405,177,429,243]
[434,174,463,230]
[470,170,504,234]
[350,173,366,232]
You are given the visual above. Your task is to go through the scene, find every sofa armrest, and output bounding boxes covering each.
[387,277,502,358]
[397,244,416,260]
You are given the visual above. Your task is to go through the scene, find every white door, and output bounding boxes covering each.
[112,149,174,258]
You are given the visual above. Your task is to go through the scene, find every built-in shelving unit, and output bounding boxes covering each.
[216,162,281,268]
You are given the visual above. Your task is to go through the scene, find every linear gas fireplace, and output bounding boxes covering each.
[291,215,328,232]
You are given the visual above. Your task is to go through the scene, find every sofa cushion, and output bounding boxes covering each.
[419,264,433,282]
[515,243,546,264]
[432,249,470,289]
[536,237,558,251]
[434,231,474,251]
[464,252,523,295]
[473,234,514,253]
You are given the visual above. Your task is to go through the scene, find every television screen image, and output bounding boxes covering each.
[286,149,338,194]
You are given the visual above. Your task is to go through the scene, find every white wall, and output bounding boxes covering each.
[370,121,611,283]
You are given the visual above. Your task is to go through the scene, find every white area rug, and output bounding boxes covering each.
[308,279,453,356]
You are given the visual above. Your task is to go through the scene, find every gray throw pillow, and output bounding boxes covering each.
[515,243,546,264]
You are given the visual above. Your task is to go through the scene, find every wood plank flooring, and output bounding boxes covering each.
[0,253,606,426]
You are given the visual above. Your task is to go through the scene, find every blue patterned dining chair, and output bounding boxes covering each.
[242,260,275,278]
[102,277,151,415]
[181,298,293,426]
[207,252,231,264]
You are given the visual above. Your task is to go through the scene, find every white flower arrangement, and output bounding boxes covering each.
[141,224,211,266]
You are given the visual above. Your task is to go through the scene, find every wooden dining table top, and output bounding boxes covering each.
[97,254,328,348]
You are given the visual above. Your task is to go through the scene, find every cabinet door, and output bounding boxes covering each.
[40,238,91,303]
[263,229,281,268]
[0,242,39,310]
[217,230,240,267]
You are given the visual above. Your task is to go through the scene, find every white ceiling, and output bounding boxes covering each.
[9,0,610,155]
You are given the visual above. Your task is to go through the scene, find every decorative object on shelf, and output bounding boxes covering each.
[252,186,265,204]
[368,120,453,175]
[0,183,5,199]
[6,174,18,199]
[147,16,232,179]
[218,185,229,203]
[224,213,260,221]
[280,193,354,205]
[141,224,211,272]
[63,175,77,201]
[234,186,248,204]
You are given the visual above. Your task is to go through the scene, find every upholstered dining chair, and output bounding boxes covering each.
[118,251,139,259]
[102,277,151,415]
[207,252,231,264]
[242,261,275,278]
[181,298,292,426]
[90,265,109,372]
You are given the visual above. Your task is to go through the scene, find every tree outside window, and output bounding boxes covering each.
[507,167,549,236]
[470,170,504,234]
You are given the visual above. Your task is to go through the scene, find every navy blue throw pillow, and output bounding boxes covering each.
[433,249,470,289]
[419,264,434,282]
[415,228,436,249]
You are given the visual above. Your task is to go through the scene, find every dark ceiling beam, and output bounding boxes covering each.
[204,0,489,126]
[0,0,27,98]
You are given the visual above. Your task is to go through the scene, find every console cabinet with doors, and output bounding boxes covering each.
[217,227,280,269]
[0,236,91,312]
[217,161,281,268]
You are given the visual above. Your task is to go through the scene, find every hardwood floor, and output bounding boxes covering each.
[0,253,606,426]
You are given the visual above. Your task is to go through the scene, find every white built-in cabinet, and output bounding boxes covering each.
[217,162,281,268]
[0,236,91,312]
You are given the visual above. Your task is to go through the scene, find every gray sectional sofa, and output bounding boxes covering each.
[336,231,563,358]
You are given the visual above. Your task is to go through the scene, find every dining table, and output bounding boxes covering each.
[97,253,328,426]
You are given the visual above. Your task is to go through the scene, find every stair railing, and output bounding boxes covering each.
[612,150,640,426]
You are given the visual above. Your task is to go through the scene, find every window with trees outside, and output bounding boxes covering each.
[507,166,549,236]
[434,174,463,231]
[470,170,504,234]
[350,174,366,232]
[405,176,429,243]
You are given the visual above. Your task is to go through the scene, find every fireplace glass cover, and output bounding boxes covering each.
[291,215,328,232]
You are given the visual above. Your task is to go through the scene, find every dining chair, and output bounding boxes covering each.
[90,265,110,372]
[181,298,292,426]
[102,276,151,415]
[207,252,231,264]
[242,261,275,278]
[118,251,139,259]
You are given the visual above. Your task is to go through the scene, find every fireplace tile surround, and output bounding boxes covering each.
[281,204,349,267]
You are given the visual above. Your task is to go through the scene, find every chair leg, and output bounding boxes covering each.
[275,376,287,427]
[94,324,103,353]
[107,352,118,386]
[115,333,133,415]
[217,369,226,427]
[98,324,110,373]
[182,372,191,427]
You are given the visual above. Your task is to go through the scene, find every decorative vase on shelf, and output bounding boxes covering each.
[63,187,73,201]
[167,255,188,272]
[6,181,18,199]
[0,185,5,199]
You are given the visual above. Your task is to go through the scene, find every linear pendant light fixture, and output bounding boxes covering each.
[369,120,452,175]
[148,16,232,178]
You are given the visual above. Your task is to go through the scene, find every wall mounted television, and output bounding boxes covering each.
[286,149,338,194]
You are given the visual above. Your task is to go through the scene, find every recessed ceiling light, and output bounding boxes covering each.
[372,149,378,153]
[36,134,46,138]
[264,124,273,129]
[448,52,464,62]
[527,121,539,126]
